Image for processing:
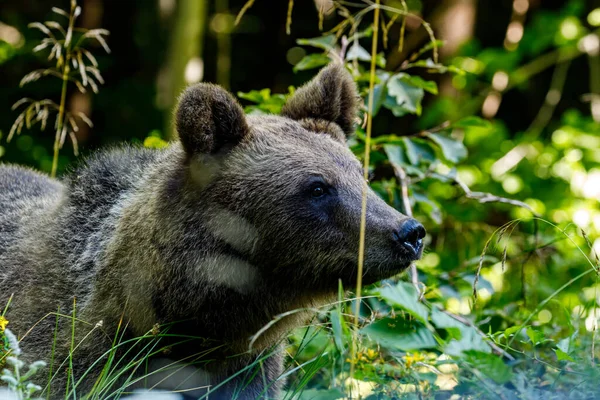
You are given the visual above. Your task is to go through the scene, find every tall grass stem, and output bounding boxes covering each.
[349,0,379,395]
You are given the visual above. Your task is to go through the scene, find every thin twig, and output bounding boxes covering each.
[392,164,423,299]
[234,0,256,26]
[285,0,294,35]
[453,178,539,216]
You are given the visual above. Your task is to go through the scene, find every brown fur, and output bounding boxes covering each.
[0,63,424,399]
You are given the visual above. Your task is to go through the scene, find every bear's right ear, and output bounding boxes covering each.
[281,63,359,138]
[175,83,249,155]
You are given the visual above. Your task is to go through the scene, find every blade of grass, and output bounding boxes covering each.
[349,0,379,397]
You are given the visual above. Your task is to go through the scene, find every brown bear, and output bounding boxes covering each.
[0,63,425,399]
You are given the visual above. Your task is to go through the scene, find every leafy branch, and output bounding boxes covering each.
[8,0,110,177]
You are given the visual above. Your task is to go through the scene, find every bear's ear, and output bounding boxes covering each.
[281,63,359,139]
[176,83,249,155]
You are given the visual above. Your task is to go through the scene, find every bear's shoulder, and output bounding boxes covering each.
[64,144,167,212]
[0,164,62,203]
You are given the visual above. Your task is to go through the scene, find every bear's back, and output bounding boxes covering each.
[0,165,63,256]
[0,145,162,264]
[63,145,161,222]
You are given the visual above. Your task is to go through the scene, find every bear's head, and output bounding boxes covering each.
[175,63,425,290]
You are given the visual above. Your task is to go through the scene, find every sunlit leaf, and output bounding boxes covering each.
[554,348,575,362]
[402,138,436,165]
[346,43,371,62]
[445,326,491,356]
[374,282,429,323]
[385,73,424,116]
[452,116,492,129]
[362,318,437,351]
[370,83,387,116]
[329,309,346,353]
[503,325,522,339]
[428,132,467,163]
[294,54,330,72]
[297,35,337,51]
[143,136,169,150]
[383,143,409,166]
[407,58,466,75]
[413,191,443,224]
[296,388,345,400]
[431,307,464,329]
[238,88,270,103]
[465,351,513,384]
[401,75,438,95]
[376,52,386,68]
[526,327,546,346]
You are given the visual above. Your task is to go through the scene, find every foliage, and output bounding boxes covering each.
[0,328,46,400]
[237,1,600,398]
[2,0,600,398]
[7,0,109,177]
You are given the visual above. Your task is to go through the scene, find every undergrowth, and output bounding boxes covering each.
[2,0,600,399]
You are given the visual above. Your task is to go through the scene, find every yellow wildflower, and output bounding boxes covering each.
[366,348,379,360]
[0,316,8,332]
[403,352,425,368]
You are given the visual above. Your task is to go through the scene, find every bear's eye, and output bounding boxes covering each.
[311,184,326,198]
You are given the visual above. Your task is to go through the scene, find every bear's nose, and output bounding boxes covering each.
[392,219,426,256]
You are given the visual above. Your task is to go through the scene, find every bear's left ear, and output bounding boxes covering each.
[176,83,249,156]
[281,63,359,139]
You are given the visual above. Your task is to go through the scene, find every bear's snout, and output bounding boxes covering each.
[391,218,426,259]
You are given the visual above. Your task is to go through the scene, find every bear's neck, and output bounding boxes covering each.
[143,278,336,363]
[93,154,338,357]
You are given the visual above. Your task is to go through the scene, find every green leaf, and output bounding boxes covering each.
[374,282,429,323]
[237,88,271,103]
[293,54,330,72]
[296,35,337,51]
[445,326,491,356]
[557,330,578,353]
[526,327,546,346]
[431,307,464,330]
[402,138,436,165]
[370,83,387,116]
[372,133,405,145]
[410,58,438,69]
[361,318,437,351]
[238,89,288,114]
[407,58,466,76]
[346,43,371,62]
[383,143,409,166]
[428,133,467,163]
[503,325,522,339]
[452,116,492,129]
[413,192,442,225]
[329,309,346,353]
[465,351,513,384]
[385,73,425,116]
[402,75,438,95]
[288,326,333,359]
[555,348,575,362]
[295,388,345,400]
[376,52,386,68]
[143,136,168,149]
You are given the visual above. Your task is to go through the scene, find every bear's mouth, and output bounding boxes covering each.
[362,243,424,283]
[401,237,424,259]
